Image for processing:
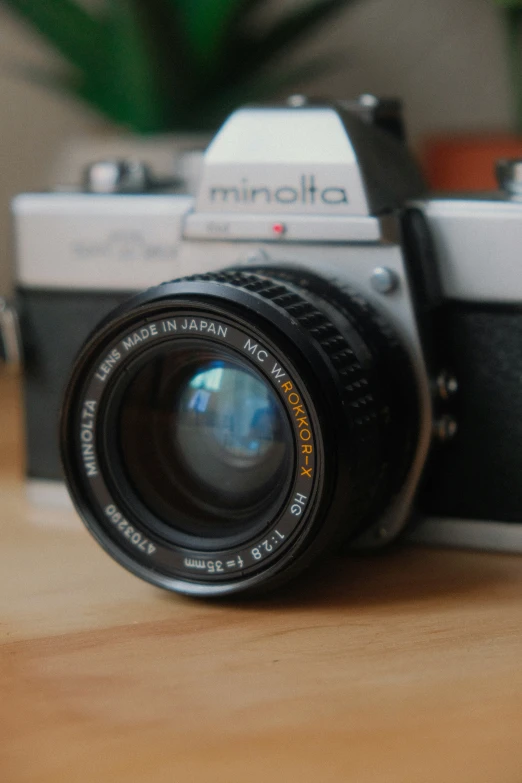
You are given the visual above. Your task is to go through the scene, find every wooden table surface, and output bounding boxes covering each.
[1,373,522,782]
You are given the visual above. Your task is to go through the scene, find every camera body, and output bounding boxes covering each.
[11,96,522,592]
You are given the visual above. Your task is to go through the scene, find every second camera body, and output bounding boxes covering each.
[13,96,522,596]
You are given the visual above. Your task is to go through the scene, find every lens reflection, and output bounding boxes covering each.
[115,343,294,543]
[176,361,285,497]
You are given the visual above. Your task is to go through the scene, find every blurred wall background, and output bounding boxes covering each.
[0,0,511,295]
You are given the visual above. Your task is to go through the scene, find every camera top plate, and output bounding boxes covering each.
[195,101,426,219]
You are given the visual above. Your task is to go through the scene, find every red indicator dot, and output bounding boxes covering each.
[272,222,286,236]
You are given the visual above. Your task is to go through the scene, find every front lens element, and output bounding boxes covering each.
[177,361,287,498]
[113,343,294,544]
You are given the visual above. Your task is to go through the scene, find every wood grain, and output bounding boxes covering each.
[1,373,522,783]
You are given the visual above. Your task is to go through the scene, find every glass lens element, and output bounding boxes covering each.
[177,361,286,498]
[115,344,294,543]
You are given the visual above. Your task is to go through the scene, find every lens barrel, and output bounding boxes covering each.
[60,268,419,596]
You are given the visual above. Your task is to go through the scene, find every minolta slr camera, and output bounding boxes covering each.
[11,96,522,597]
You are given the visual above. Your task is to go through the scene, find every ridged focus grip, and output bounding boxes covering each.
[177,267,418,538]
[199,269,375,409]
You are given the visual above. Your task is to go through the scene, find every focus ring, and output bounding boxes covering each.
[182,269,378,430]
[178,268,390,536]
[173,267,417,537]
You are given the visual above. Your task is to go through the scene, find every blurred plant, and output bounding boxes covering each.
[496,0,522,132]
[1,0,357,133]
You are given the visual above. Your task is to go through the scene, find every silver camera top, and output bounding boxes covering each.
[13,94,423,293]
[192,97,424,217]
[10,94,522,303]
[182,95,425,245]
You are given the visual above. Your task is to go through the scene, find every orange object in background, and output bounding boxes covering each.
[422,134,522,191]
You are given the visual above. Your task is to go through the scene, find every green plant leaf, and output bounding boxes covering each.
[168,0,249,67]
[103,0,165,132]
[75,73,137,127]
[134,0,214,131]
[1,0,361,132]
[188,51,347,131]
[160,0,354,130]
[1,0,109,78]
[210,0,357,97]
[241,0,358,73]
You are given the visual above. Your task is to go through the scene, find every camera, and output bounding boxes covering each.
[9,96,522,596]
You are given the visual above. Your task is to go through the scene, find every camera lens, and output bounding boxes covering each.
[61,268,420,596]
[105,343,293,548]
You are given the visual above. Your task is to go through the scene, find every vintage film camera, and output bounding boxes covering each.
[8,95,522,596]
